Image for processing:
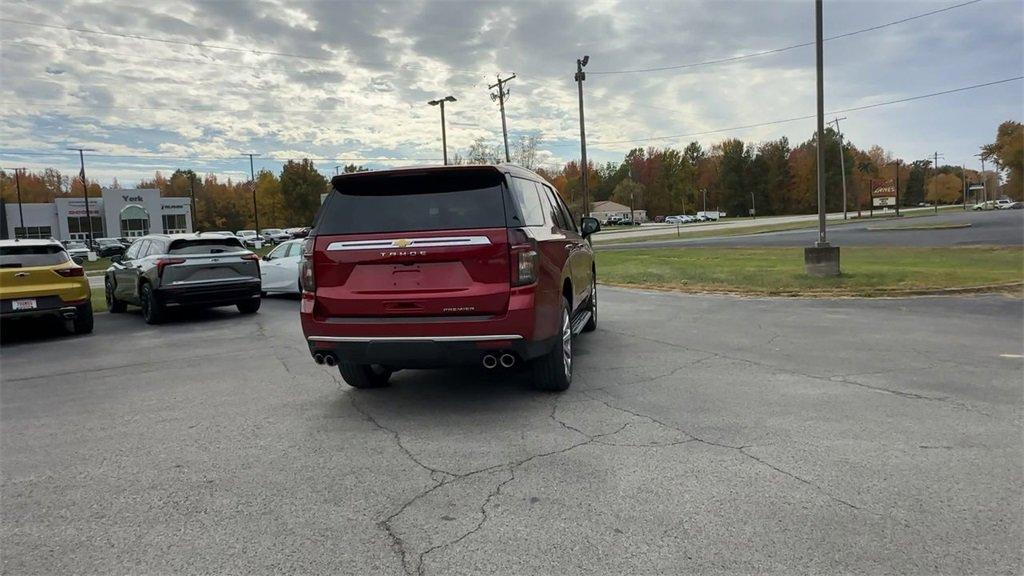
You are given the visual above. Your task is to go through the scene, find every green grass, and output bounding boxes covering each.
[596,246,1024,297]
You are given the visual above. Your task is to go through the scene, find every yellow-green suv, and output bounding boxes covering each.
[0,239,93,334]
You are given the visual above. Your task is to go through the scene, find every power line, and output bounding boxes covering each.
[555,76,1022,147]
[0,150,443,163]
[588,0,983,75]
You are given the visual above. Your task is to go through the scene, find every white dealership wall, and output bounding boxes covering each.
[3,188,192,240]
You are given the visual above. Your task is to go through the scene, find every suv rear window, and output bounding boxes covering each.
[168,238,244,255]
[318,169,507,235]
[0,245,70,268]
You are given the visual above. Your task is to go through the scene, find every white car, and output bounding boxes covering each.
[236,230,263,248]
[64,241,90,263]
[995,199,1014,210]
[259,239,302,294]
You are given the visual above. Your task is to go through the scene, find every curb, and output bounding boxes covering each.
[598,281,1024,299]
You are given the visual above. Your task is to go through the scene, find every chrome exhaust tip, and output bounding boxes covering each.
[482,354,498,369]
[499,353,516,368]
[324,354,337,367]
[313,353,325,365]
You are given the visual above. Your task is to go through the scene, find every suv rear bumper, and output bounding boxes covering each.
[306,333,558,368]
[157,279,261,307]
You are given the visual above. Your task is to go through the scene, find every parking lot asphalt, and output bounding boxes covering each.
[601,209,1024,250]
[2,290,1022,575]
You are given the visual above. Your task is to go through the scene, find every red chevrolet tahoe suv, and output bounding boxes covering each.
[300,164,600,392]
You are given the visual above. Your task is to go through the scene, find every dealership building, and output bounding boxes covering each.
[1,188,193,241]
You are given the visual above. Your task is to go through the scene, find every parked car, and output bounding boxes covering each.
[92,237,126,258]
[665,215,693,224]
[995,199,1015,210]
[104,233,262,324]
[260,239,302,295]
[210,231,236,237]
[619,217,642,226]
[301,164,599,392]
[260,228,291,244]
[696,211,721,221]
[603,215,622,226]
[0,239,93,334]
[64,241,90,264]
[235,230,263,248]
[1009,201,1023,210]
[286,227,310,239]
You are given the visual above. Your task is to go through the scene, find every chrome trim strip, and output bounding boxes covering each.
[308,334,523,343]
[167,277,259,286]
[326,236,492,251]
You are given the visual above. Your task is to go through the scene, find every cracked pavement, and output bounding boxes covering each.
[1,288,1021,575]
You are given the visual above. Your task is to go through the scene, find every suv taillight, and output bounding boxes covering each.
[508,228,538,287]
[299,237,315,292]
[155,258,185,278]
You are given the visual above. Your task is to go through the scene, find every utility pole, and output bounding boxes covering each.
[13,168,25,237]
[575,56,590,217]
[68,148,97,245]
[979,155,987,203]
[929,151,944,213]
[702,188,707,213]
[894,159,901,217]
[961,164,967,210]
[189,171,197,231]
[828,117,848,220]
[750,190,756,219]
[245,153,260,232]
[428,96,456,165]
[489,74,516,163]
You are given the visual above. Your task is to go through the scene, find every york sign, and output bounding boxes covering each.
[122,195,144,202]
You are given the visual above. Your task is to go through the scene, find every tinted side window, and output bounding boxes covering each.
[145,240,165,257]
[540,184,567,230]
[547,185,578,233]
[133,240,150,259]
[508,177,545,227]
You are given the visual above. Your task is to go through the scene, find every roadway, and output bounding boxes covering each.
[2,289,1021,574]
[600,208,1023,250]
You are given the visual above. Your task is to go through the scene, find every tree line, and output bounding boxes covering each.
[1,121,1018,229]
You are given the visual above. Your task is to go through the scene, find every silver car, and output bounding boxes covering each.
[104,233,262,324]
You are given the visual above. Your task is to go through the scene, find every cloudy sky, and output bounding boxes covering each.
[0,0,1021,186]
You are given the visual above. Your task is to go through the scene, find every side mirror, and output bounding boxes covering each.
[110,254,123,264]
[580,217,601,238]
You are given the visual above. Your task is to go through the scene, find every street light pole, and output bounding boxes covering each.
[961,164,967,210]
[575,55,590,217]
[428,96,457,166]
[245,153,260,232]
[814,0,827,246]
[68,148,97,245]
[189,171,197,231]
[489,74,516,163]
[14,168,25,237]
[828,117,848,220]
[750,190,756,219]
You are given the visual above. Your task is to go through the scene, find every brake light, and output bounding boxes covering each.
[155,258,185,278]
[55,267,84,277]
[300,237,316,292]
[508,228,538,287]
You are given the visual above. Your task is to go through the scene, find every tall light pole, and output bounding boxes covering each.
[805,0,839,276]
[575,55,590,217]
[13,168,25,237]
[428,96,456,166]
[189,171,197,231]
[489,74,516,162]
[828,116,848,220]
[68,148,97,245]
[245,153,260,232]
[927,151,944,213]
[961,163,968,210]
[977,154,987,203]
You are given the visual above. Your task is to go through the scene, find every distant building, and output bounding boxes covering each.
[1,188,192,240]
[590,200,647,223]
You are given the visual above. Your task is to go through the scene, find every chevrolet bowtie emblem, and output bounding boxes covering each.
[393,239,411,248]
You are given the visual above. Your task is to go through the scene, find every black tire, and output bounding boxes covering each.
[105,278,127,313]
[582,278,597,333]
[140,283,164,325]
[338,363,392,389]
[532,297,573,392]
[71,302,94,334]
[237,298,261,314]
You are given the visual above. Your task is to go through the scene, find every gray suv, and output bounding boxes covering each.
[104,233,262,324]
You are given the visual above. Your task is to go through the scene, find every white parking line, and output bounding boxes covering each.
[999,354,1023,359]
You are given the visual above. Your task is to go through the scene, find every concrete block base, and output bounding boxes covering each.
[804,245,841,277]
